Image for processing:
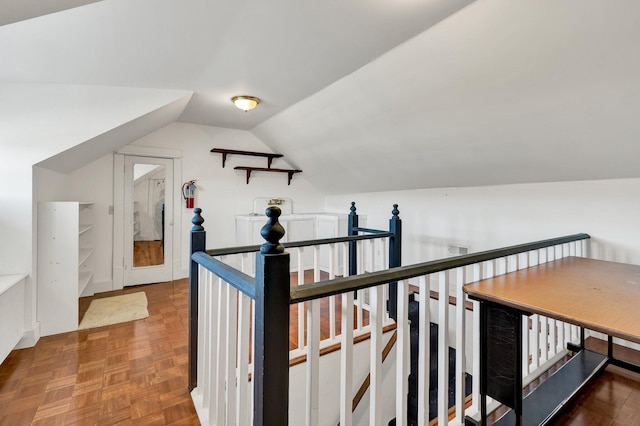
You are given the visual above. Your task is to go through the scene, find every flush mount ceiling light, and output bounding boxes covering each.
[231,96,260,112]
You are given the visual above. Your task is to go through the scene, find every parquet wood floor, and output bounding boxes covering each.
[551,339,640,426]
[1,276,640,425]
[287,270,369,351]
[133,241,164,267]
[0,279,199,426]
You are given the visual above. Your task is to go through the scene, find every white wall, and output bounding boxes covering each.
[325,178,640,266]
[64,155,640,296]
[128,122,326,276]
[288,330,397,426]
[64,122,326,290]
[30,166,70,343]
[67,155,115,291]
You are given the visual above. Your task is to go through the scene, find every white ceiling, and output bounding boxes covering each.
[2,0,640,194]
[0,0,473,130]
[0,0,101,26]
[255,0,640,193]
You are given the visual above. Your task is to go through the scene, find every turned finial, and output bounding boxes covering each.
[260,206,285,254]
[192,208,204,231]
[350,202,357,215]
[392,204,400,218]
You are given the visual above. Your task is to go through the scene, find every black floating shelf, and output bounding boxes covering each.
[211,148,283,168]
[234,166,302,185]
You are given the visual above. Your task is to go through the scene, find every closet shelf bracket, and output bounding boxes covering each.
[210,148,283,168]
[234,167,302,185]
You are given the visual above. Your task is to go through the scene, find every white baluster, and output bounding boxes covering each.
[356,293,364,331]
[370,285,383,425]
[418,275,430,426]
[306,299,320,426]
[225,287,238,426]
[496,256,507,275]
[369,239,376,273]
[557,319,565,354]
[298,247,305,352]
[396,279,409,426]
[539,248,548,264]
[482,260,494,280]
[241,252,249,275]
[342,242,349,278]
[329,243,336,340]
[249,298,255,423]
[530,315,539,370]
[354,242,364,330]
[236,292,251,426]
[207,272,220,416]
[539,316,548,363]
[437,271,449,423]
[518,252,529,270]
[215,278,227,426]
[314,245,321,282]
[454,267,466,423]
[340,291,354,426]
[329,243,336,280]
[471,299,481,415]
[548,318,557,358]
[529,249,539,267]
[522,317,530,376]
[383,237,389,269]
[197,267,209,406]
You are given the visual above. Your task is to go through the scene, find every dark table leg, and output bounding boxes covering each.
[478,301,525,426]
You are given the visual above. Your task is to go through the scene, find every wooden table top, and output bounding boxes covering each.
[464,256,640,344]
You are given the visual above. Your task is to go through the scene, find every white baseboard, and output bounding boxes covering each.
[588,331,640,352]
[15,322,40,349]
[179,267,189,280]
[90,279,115,295]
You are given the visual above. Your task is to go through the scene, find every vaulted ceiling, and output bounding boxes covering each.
[2,0,640,194]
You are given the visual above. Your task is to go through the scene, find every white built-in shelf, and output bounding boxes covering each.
[78,271,93,295]
[38,201,94,336]
[79,248,93,265]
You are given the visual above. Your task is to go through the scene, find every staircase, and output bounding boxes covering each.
[390,295,472,425]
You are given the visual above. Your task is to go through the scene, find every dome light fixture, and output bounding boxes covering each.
[231,95,260,112]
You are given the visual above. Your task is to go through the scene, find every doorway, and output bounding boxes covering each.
[122,155,174,286]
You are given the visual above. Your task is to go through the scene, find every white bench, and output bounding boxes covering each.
[0,274,26,364]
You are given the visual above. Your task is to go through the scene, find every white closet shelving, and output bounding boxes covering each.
[133,201,140,240]
[38,201,94,336]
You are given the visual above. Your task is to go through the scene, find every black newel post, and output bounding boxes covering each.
[188,208,205,391]
[388,204,402,321]
[347,202,359,277]
[254,206,290,426]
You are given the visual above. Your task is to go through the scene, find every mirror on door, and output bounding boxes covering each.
[132,163,165,267]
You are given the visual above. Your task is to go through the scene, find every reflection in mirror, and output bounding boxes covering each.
[133,163,165,267]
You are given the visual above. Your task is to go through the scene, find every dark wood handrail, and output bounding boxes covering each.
[205,232,394,257]
[290,233,590,304]
[191,252,256,298]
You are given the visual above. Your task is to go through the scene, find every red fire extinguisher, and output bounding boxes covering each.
[182,180,197,208]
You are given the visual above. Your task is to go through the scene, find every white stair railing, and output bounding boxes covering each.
[291,235,589,426]
[191,205,590,426]
[191,265,254,426]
